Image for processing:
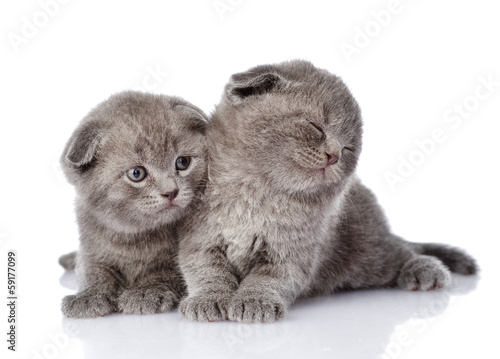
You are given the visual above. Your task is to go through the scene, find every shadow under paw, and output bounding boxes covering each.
[118,287,179,315]
[398,255,451,291]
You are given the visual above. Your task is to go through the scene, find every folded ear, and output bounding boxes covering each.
[62,120,103,169]
[173,101,209,132]
[225,66,285,103]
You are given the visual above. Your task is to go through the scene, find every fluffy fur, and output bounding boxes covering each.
[178,60,478,323]
[60,91,208,318]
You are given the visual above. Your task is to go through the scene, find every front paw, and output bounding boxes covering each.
[179,294,232,322]
[62,290,117,318]
[398,256,451,291]
[227,292,287,323]
[118,287,179,315]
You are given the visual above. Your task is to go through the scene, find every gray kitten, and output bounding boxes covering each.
[60,91,208,318]
[179,60,478,323]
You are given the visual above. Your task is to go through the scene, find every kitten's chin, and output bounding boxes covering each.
[304,165,344,187]
[279,166,354,198]
[94,206,188,235]
[155,205,187,224]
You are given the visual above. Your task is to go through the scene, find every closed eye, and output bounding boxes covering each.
[308,122,326,140]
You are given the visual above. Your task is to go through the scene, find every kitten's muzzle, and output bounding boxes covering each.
[161,189,179,200]
[326,152,339,166]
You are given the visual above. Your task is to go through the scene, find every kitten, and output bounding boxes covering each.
[60,91,208,318]
[178,60,478,323]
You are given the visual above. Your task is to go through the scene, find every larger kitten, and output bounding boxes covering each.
[61,91,208,318]
[179,60,478,323]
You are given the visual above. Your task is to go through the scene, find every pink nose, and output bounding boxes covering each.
[327,153,339,166]
[162,189,179,200]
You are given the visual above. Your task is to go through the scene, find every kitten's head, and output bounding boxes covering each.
[213,60,362,196]
[61,91,208,233]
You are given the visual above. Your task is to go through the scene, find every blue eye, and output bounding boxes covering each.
[126,167,147,182]
[175,156,191,171]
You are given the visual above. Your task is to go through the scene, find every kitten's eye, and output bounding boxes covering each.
[175,156,191,171]
[126,167,147,182]
[308,122,325,138]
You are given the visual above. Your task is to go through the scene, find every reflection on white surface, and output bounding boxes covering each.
[61,274,478,359]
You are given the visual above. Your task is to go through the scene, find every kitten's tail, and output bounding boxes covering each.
[59,251,77,271]
[409,242,479,275]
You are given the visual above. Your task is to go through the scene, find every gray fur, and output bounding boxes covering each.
[59,251,77,271]
[178,60,478,323]
[60,91,208,318]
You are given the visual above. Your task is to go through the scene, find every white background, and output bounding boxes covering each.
[1,0,499,358]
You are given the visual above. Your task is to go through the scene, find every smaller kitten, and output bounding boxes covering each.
[60,91,208,318]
